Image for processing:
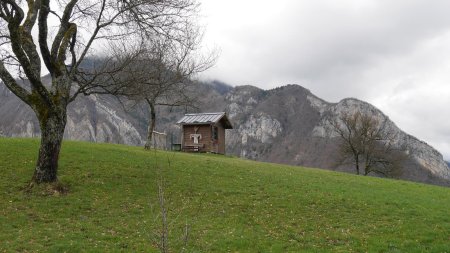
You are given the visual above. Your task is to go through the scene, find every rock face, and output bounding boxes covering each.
[1,82,449,186]
[0,85,144,146]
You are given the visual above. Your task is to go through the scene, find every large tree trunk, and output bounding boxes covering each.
[32,108,67,184]
[144,101,156,150]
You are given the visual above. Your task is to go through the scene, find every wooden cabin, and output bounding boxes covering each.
[177,112,233,154]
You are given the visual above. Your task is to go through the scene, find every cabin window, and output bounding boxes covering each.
[213,126,219,140]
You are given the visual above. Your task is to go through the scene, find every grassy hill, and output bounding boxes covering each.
[1,138,449,252]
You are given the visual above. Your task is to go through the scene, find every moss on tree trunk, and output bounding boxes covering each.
[32,109,67,184]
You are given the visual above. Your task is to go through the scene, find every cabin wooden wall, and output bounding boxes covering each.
[182,122,228,154]
[182,124,211,152]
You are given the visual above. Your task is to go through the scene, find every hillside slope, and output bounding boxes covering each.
[1,138,449,252]
[1,82,449,186]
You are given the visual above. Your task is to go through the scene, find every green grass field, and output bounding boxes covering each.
[1,138,449,252]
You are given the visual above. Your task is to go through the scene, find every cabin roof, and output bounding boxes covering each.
[177,112,233,129]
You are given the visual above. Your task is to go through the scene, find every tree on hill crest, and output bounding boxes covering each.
[329,111,406,177]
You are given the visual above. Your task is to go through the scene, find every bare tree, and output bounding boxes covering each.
[121,33,215,150]
[151,156,191,252]
[157,173,169,253]
[329,111,405,177]
[0,0,199,184]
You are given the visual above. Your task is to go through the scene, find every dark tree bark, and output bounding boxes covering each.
[29,76,69,183]
[144,100,156,150]
[33,108,67,183]
[355,156,360,175]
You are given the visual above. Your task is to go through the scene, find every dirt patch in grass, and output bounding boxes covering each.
[23,181,70,196]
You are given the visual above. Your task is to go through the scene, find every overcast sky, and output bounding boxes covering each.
[198,0,450,160]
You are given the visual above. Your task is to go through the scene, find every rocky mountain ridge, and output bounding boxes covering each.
[1,82,449,186]
[222,85,450,185]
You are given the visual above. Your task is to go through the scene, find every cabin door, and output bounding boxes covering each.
[212,126,219,153]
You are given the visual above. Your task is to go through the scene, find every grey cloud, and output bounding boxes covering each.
[200,0,450,159]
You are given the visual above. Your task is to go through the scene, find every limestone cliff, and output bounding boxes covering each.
[0,85,144,146]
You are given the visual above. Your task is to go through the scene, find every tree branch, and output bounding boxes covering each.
[2,0,54,107]
[38,0,53,74]
[73,0,106,71]
[50,0,78,76]
[0,61,31,104]
[22,0,40,34]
